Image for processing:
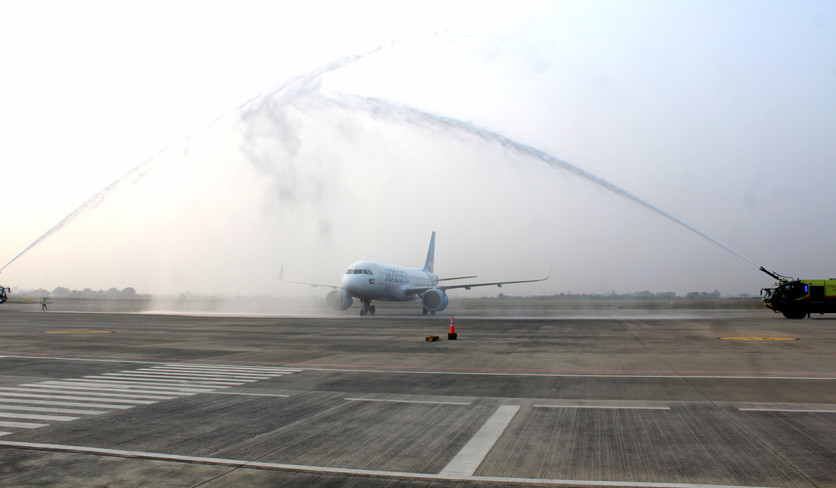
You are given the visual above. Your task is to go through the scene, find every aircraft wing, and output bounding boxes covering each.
[405,269,550,295]
[440,275,550,291]
[280,265,340,289]
[282,279,340,290]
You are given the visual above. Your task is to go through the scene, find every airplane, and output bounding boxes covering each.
[282,231,549,316]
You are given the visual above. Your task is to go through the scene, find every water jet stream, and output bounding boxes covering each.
[329,92,761,269]
[2,47,760,276]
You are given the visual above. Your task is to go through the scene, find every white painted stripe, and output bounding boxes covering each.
[739,408,836,414]
[0,421,48,429]
[534,405,671,411]
[440,405,520,477]
[0,412,78,421]
[346,398,471,406]
[138,369,272,379]
[206,392,290,397]
[142,369,273,379]
[0,440,776,488]
[131,370,264,379]
[163,364,301,373]
[14,385,179,399]
[0,398,135,409]
[114,370,254,379]
[60,379,217,392]
[98,373,246,385]
[0,392,157,404]
[0,432,10,437]
[0,355,304,373]
[0,405,106,415]
[0,355,156,365]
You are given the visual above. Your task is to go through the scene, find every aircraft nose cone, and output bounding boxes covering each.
[343,274,365,295]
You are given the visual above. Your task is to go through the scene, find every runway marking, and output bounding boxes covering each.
[97,373,247,384]
[0,440,779,488]
[0,405,107,415]
[16,385,181,399]
[440,404,520,477]
[205,392,290,397]
[739,408,836,414]
[59,379,218,393]
[0,421,48,429]
[130,370,270,380]
[0,398,136,409]
[0,391,158,404]
[534,404,670,410]
[0,412,78,422]
[345,398,471,406]
[0,361,299,437]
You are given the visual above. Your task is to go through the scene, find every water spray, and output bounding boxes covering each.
[328,92,763,270]
[1,44,764,279]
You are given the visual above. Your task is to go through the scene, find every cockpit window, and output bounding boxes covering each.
[347,269,372,275]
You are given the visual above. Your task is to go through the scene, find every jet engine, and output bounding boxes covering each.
[421,288,448,312]
[326,289,353,311]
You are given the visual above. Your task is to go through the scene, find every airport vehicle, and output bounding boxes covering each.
[760,267,836,319]
[0,286,9,304]
[283,231,549,316]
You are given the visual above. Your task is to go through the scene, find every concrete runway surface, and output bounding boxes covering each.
[0,308,834,487]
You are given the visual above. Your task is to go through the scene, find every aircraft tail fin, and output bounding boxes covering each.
[423,231,436,273]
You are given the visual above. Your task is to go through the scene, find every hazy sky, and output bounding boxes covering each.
[1,0,835,297]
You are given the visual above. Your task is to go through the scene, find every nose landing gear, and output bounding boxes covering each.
[360,299,376,316]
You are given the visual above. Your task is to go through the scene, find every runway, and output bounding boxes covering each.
[0,308,834,487]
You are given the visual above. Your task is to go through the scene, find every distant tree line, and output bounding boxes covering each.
[495,289,747,300]
[16,287,146,299]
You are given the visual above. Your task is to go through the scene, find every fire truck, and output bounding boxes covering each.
[760,267,836,319]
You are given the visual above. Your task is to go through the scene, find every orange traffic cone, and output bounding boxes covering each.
[448,317,457,340]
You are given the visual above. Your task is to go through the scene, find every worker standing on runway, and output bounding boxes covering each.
[42,297,48,311]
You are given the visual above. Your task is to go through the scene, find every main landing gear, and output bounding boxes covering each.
[422,308,436,316]
[360,299,376,316]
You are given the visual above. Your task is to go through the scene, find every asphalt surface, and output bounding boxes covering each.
[0,308,834,487]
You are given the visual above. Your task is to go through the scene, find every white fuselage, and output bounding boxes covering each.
[342,260,438,302]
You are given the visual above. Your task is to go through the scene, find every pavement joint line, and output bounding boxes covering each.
[440,404,520,477]
[0,440,780,488]
[345,398,471,406]
[739,408,836,414]
[533,404,671,410]
[298,367,836,380]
